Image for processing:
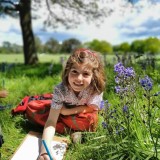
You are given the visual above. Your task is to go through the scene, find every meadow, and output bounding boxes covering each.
[0,53,160,160]
[0,53,69,63]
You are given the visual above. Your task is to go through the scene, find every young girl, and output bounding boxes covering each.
[38,48,106,160]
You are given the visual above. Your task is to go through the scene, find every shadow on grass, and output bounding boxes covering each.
[13,115,44,134]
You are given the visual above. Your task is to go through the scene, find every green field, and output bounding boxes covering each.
[1,53,160,65]
[0,53,69,63]
[0,53,118,65]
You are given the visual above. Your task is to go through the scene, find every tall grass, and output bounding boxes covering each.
[0,63,62,160]
[0,54,160,160]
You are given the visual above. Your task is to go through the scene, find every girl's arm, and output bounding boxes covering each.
[38,108,61,160]
[60,105,98,116]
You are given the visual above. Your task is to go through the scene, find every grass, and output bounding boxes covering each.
[0,53,160,160]
[0,62,62,160]
[0,53,117,65]
[0,53,69,63]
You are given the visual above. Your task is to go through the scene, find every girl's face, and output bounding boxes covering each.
[68,63,93,93]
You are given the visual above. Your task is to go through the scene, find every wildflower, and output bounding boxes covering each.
[100,100,110,110]
[102,122,107,129]
[100,100,105,110]
[114,62,125,77]
[123,105,128,113]
[115,76,120,84]
[124,67,135,78]
[115,86,121,93]
[140,76,153,91]
[114,63,135,79]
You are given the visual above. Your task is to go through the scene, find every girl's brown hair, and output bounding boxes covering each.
[62,48,106,94]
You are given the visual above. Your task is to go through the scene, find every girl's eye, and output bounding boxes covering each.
[71,70,78,74]
[83,72,91,76]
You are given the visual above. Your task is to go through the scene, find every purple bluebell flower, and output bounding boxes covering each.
[114,63,135,87]
[100,100,110,110]
[100,100,105,110]
[102,122,107,129]
[123,105,128,113]
[115,86,121,93]
[124,67,135,78]
[140,76,153,91]
[114,62,124,72]
[114,62,125,77]
[115,76,120,84]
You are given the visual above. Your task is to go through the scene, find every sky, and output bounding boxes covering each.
[0,0,160,46]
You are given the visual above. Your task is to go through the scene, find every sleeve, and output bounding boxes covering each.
[51,86,64,109]
[87,92,103,109]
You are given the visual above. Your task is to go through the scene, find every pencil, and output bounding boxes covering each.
[42,139,53,160]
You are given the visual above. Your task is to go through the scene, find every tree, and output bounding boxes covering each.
[119,42,131,54]
[86,39,113,55]
[44,38,60,54]
[1,41,12,54]
[0,0,154,64]
[0,0,37,65]
[143,37,160,55]
[61,38,81,53]
[34,36,43,53]
[130,39,145,54]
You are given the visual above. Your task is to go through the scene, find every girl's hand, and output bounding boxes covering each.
[60,105,97,116]
[38,153,55,160]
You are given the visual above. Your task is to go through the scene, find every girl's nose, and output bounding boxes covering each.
[77,74,83,81]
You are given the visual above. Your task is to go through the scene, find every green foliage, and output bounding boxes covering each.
[130,39,145,54]
[85,39,113,54]
[114,42,131,54]
[44,38,61,54]
[143,37,160,54]
[0,42,23,54]
[61,38,82,53]
[1,63,62,78]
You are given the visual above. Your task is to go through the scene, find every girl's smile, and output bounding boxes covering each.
[68,64,93,93]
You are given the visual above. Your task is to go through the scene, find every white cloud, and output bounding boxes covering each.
[0,17,22,45]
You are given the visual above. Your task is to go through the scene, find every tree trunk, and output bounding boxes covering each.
[19,0,38,65]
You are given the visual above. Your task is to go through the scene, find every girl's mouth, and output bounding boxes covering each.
[73,82,83,87]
